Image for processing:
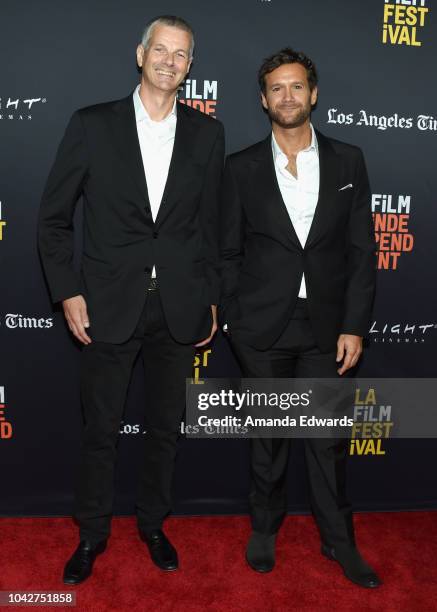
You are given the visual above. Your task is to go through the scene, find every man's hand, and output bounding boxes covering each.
[62,295,92,345]
[195,305,218,347]
[336,334,362,375]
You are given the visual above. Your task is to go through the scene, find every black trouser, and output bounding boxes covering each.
[74,288,195,545]
[231,299,355,549]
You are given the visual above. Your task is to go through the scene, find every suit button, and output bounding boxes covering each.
[153,232,158,239]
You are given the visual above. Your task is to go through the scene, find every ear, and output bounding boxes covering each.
[311,86,318,107]
[261,92,268,110]
[186,57,193,75]
[136,44,145,68]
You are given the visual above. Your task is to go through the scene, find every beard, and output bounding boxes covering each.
[266,102,311,129]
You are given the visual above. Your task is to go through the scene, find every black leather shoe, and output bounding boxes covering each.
[141,530,178,571]
[63,540,107,585]
[321,544,382,588]
[246,531,277,573]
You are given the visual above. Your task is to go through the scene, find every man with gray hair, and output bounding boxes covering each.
[38,15,224,583]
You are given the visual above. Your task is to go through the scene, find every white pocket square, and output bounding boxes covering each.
[338,183,353,191]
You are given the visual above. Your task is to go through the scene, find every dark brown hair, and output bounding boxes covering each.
[258,47,318,93]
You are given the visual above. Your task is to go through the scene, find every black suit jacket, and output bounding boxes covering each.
[220,130,376,352]
[38,93,224,344]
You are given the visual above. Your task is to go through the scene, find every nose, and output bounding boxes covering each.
[283,86,295,101]
[163,52,175,66]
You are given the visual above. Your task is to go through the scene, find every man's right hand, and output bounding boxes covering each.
[62,295,92,345]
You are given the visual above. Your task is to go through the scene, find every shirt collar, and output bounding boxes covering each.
[272,123,318,167]
[133,84,177,124]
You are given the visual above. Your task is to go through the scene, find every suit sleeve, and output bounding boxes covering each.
[219,156,245,325]
[199,121,225,305]
[37,111,89,303]
[341,149,376,337]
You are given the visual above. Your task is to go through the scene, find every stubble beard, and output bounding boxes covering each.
[267,103,311,129]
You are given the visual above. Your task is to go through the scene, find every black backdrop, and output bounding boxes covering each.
[1,0,436,518]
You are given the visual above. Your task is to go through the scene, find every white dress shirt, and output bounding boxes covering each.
[272,124,319,298]
[133,84,177,278]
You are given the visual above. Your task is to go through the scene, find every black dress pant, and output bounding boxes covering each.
[231,299,355,549]
[74,288,195,545]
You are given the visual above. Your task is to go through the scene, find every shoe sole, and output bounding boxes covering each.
[63,576,89,586]
[245,554,274,573]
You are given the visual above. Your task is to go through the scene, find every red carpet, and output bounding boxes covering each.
[0,513,436,611]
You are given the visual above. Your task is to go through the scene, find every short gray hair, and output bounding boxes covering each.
[141,15,195,59]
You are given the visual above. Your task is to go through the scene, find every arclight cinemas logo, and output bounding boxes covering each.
[3,314,53,329]
[178,79,218,117]
[0,96,47,120]
[327,108,437,131]
[369,321,437,343]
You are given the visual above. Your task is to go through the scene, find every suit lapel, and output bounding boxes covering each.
[110,93,151,215]
[252,130,340,251]
[154,101,197,228]
[252,137,302,249]
[305,130,339,248]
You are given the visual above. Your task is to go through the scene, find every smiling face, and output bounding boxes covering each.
[136,24,192,95]
[261,62,318,129]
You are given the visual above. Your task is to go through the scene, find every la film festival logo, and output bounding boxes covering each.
[178,79,218,117]
[0,201,6,241]
[382,0,430,46]
[0,386,13,440]
[372,193,413,270]
[0,96,47,120]
[349,387,393,456]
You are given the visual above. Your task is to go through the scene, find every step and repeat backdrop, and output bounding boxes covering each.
[1,0,436,517]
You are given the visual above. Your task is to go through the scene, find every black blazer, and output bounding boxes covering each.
[38,93,224,344]
[220,130,376,352]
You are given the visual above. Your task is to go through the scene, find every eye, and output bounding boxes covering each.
[177,52,187,59]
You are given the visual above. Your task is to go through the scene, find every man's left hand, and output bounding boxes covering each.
[195,305,218,347]
[336,334,363,375]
